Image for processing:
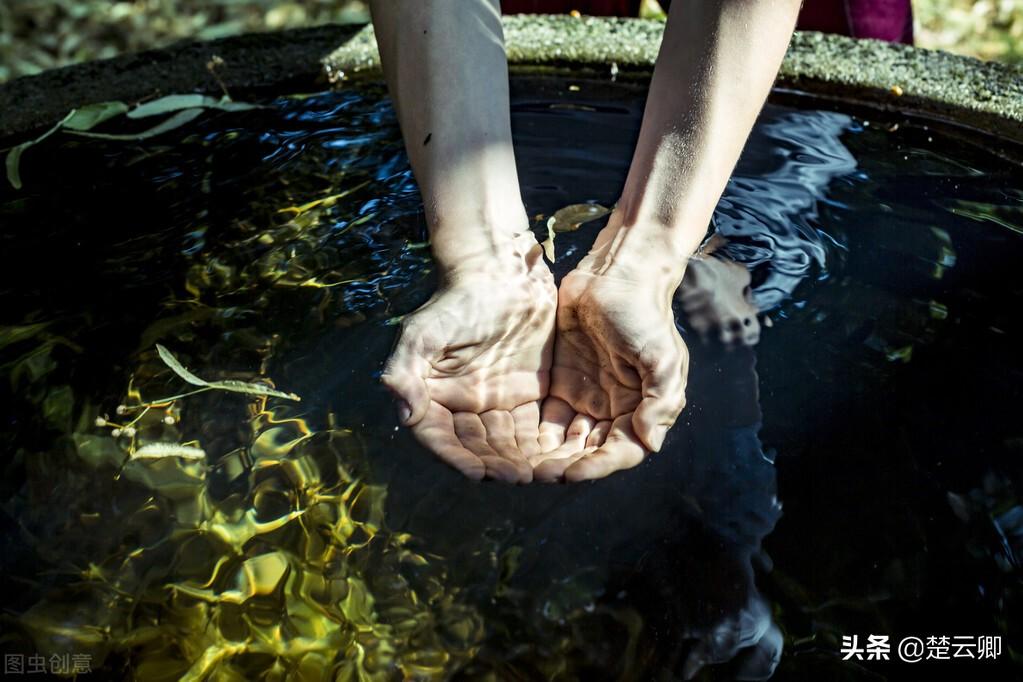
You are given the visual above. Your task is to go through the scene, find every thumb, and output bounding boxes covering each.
[381,332,430,427]
[632,341,688,452]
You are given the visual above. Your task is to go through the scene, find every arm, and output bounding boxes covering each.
[371,0,529,269]
[535,0,800,482]
[596,0,802,285]
[372,0,556,483]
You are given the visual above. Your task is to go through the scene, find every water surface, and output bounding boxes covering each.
[1,78,1021,680]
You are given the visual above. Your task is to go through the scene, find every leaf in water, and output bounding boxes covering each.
[0,322,49,351]
[42,385,74,432]
[132,443,207,461]
[62,101,130,131]
[122,455,207,499]
[541,216,557,263]
[156,344,300,401]
[209,379,301,402]
[549,203,612,233]
[73,433,126,470]
[128,94,264,119]
[65,108,205,141]
[156,344,209,387]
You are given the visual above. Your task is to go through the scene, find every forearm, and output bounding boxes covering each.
[598,0,800,284]
[370,0,530,272]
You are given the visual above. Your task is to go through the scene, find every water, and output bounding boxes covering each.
[0,77,1021,680]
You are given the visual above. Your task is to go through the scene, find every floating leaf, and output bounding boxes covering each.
[541,216,556,263]
[156,344,208,387]
[63,101,131,131]
[128,94,264,119]
[156,344,300,401]
[65,108,205,141]
[549,203,612,233]
[208,379,301,401]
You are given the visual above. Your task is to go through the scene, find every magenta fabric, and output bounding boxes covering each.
[845,0,914,43]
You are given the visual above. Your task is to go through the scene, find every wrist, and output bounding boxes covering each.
[434,227,543,284]
[577,211,703,299]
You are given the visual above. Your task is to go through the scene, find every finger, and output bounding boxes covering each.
[585,419,612,448]
[381,326,431,426]
[410,402,485,480]
[453,412,520,483]
[532,447,591,482]
[481,410,532,484]
[564,413,647,482]
[538,397,575,452]
[527,413,593,482]
[511,401,542,460]
[632,340,688,452]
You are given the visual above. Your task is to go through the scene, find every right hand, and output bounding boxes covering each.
[381,233,556,483]
[531,221,691,482]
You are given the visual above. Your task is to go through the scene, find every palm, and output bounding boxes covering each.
[383,256,556,482]
[533,270,689,482]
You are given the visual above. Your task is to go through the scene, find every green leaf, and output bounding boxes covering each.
[128,94,264,119]
[62,101,130,131]
[549,203,612,233]
[208,379,301,402]
[132,443,206,461]
[156,344,209,387]
[5,142,28,190]
[156,344,300,401]
[5,109,76,190]
[127,94,209,118]
[0,322,50,351]
[65,108,205,141]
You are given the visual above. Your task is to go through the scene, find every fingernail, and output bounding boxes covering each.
[650,425,669,451]
[397,400,412,425]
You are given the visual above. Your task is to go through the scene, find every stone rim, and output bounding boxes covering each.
[1,16,1020,148]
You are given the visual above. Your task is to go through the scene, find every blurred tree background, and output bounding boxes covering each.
[0,0,1020,83]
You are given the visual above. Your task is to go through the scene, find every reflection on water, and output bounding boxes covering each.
[0,78,1021,679]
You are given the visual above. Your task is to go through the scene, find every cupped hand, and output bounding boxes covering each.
[382,233,556,483]
[532,226,690,482]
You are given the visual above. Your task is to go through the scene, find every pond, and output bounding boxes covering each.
[1,76,1021,680]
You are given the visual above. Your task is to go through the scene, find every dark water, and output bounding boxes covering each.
[1,77,1021,681]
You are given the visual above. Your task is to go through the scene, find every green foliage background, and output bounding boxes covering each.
[1,0,1021,84]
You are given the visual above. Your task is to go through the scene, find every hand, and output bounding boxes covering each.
[382,233,556,483]
[532,224,690,482]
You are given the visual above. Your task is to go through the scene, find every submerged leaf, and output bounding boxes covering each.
[66,108,205,141]
[0,322,50,350]
[156,344,208,387]
[132,443,207,461]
